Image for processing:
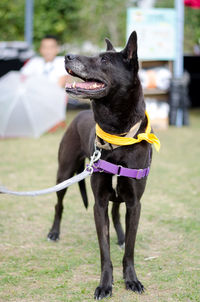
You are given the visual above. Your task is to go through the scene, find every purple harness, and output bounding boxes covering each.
[91,159,150,180]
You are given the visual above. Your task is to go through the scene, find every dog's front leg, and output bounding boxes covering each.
[123,201,144,293]
[91,175,113,300]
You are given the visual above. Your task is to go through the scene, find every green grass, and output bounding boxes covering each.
[0,109,200,302]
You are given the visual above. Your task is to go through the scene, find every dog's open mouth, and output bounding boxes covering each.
[65,68,106,97]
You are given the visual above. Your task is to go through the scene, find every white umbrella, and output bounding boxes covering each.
[0,71,66,138]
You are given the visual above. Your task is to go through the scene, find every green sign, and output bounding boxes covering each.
[127,8,176,60]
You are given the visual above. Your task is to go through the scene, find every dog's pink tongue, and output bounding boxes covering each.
[65,81,104,90]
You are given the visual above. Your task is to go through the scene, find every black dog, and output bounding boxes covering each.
[48,31,155,299]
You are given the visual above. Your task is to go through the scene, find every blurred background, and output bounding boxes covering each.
[1,0,200,53]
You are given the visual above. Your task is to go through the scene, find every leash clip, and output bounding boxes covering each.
[86,149,101,175]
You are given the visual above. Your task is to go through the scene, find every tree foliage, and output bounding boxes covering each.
[155,0,200,53]
[0,0,126,49]
[0,0,25,41]
[184,7,200,52]
[0,0,200,53]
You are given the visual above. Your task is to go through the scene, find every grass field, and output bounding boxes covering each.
[0,109,200,302]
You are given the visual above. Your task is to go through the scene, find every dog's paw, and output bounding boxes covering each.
[125,280,144,294]
[94,286,112,300]
[47,231,60,241]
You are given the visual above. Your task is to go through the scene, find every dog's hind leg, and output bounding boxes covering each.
[47,117,87,241]
[47,189,66,241]
[47,167,73,241]
[47,155,86,241]
[111,203,125,247]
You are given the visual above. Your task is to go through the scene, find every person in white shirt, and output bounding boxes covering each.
[21,35,68,88]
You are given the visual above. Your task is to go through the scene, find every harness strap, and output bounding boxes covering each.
[91,159,150,179]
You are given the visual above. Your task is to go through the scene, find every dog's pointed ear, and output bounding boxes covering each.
[122,31,138,60]
[105,38,116,52]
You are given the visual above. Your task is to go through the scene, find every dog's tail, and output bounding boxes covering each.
[77,161,88,209]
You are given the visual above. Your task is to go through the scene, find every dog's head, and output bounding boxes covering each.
[65,31,139,99]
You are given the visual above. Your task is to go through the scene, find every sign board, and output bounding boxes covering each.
[127,8,176,60]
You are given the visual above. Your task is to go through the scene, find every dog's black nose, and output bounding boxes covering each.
[66,54,76,61]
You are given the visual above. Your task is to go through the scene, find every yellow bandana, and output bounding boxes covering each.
[96,111,160,152]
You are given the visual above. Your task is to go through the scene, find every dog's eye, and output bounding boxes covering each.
[101,56,109,63]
